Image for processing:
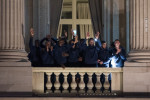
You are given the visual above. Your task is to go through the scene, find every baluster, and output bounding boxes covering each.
[104,72,110,93]
[54,72,61,93]
[79,73,85,93]
[95,72,102,93]
[87,73,94,93]
[46,72,52,93]
[62,72,69,93]
[71,72,77,93]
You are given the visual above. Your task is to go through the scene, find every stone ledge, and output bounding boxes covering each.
[0,62,31,67]
[0,96,150,100]
[124,61,150,67]
[32,67,123,73]
[0,92,150,98]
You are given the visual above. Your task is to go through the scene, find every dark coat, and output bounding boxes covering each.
[98,47,110,67]
[54,44,69,65]
[28,37,41,65]
[108,46,126,67]
[68,44,80,63]
[83,46,99,65]
[40,49,54,66]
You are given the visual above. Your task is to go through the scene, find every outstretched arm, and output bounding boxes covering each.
[40,38,47,48]
[95,32,101,50]
[29,37,33,50]
[29,28,34,50]
[40,35,52,48]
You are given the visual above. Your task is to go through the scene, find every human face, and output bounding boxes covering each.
[89,40,94,46]
[59,40,65,46]
[102,43,107,49]
[71,41,75,48]
[114,41,120,49]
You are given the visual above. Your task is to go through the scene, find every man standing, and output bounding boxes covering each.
[40,41,54,67]
[81,32,101,67]
[28,28,41,67]
[98,41,110,67]
[109,39,126,67]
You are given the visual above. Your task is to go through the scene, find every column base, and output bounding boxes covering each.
[124,50,150,93]
[0,50,29,62]
[127,50,150,63]
[0,66,32,92]
[0,50,32,92]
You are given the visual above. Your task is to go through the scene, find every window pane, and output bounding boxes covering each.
[77,24,94,39]
[61,0,72,19]
[57,24,72,40]
[77,0,90,19]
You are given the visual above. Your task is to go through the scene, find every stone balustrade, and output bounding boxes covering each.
[32,67,123,97]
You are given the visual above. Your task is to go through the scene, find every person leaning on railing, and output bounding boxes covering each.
[100,39,127,68]
[67,35,80,67]
[78,32,102,67]
[97,40,110,67]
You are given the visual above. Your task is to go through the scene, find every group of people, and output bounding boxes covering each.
[28,28,126,68]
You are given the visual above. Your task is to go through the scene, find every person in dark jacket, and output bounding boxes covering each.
[28,28,41,67]
[102,39,126,68]
[40,35,58,49]
[110,39,126,67]
[98,41,110,67]
[78,39,87,67]
[81,32,101,67]
[40,41,54,67]
[67,36,80,67]
[54,38,69,68]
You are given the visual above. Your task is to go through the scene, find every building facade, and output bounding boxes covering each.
[0,0,150,97]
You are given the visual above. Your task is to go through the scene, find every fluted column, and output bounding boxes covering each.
[0,0,28,62]
[128,0,150,62]
[130,0,150,50]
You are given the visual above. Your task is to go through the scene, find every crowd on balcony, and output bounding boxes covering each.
[28,28,126,68]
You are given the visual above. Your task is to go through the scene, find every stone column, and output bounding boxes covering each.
[127,0,150,62]
[0,0,32,93]
[0,0,29,62]
[124,0,150,94]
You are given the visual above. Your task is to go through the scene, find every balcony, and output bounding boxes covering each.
[32,67,123,97]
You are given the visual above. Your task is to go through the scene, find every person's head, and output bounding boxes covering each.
[101,41,107,49]
[45,41,51,48]
[80,39,84,43]
[46,35,51,41]
[88,38,95,46]
[114,39,120,49]
[69,40,75,48]
[35,39,39,47]
[59,39,65,47]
